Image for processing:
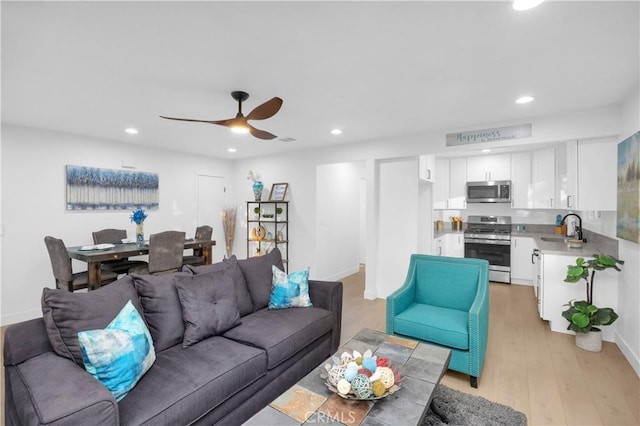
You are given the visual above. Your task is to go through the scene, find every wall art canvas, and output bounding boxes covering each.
[66,165,159,210]
[617,131,640,243]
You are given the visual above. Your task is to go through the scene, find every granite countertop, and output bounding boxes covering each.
[433,229,465,238]
[513,231,618,258]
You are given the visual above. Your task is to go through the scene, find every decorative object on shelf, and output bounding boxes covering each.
[269,183,289,201]
[251,225,267,241]
[130,208,148,248]
[247,170,263,201]
[562,253,624,352]
[321,349,401,401]
[221,206,237,259]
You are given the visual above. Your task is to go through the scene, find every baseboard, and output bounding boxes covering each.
[363,290,377,300]
[1,308,41,327]
[320,265,360,282]
[616,331,640,378]
[510,279,533,286]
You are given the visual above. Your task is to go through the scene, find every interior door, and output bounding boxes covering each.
[196,174,226,263]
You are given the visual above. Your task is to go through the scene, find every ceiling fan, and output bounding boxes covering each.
[160,91,283,140]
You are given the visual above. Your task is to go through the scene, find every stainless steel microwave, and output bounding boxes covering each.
[466,180,511,203]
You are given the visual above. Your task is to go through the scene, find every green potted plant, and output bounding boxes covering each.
[562,253,624,352]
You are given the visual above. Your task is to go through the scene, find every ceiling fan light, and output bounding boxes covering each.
[513,0,544,11]
[230,125,250,134]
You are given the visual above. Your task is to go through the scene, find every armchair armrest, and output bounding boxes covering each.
[386,268,417,335]
[5,352,118,426]
[308,280,343,353]
[467,273,490,378]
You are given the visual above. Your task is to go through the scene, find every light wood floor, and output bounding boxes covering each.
[2,267,638,426]
[340,266,640,426]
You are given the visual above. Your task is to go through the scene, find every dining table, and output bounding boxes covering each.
[67,239,215,290]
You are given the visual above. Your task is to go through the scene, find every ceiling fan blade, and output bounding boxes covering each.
[246,97,283,121]
[159,116,233,127]
[248,124,277,140]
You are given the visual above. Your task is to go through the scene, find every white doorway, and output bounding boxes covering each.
[196,174,226,263]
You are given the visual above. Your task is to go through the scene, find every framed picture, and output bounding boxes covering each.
[269,183,289,201]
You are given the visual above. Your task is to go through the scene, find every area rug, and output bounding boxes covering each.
[423,385,528,426]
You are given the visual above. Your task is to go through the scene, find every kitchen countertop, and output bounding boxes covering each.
[512,231,618,258]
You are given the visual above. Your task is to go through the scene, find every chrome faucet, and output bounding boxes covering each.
[562,213,583,241]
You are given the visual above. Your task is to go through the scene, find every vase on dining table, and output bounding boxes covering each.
[136,223,145,248]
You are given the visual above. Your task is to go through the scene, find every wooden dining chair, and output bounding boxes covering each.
[92,228,148,275]
[182,225,212,267]
[44,236,118,292]
[141,230,186,275]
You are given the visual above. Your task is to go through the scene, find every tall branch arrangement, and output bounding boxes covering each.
[221,206,237,259]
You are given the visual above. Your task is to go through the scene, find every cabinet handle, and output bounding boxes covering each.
[427,169,431,180]
[438,246,442,256]
[567,195,573,208]
[549,198,554,207]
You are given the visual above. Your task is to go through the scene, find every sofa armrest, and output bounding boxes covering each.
[386,269,416,335]
[4,318,53,366]
[5,352,118,426]
[308,280,343,353]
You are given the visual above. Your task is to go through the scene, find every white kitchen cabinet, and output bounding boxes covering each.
[466,154,511,181]
[510,236,535,285]
[433,158,466,209]
[433,236,445,256]
[556,140,578,209]
[510,151,532,208]
[531,147,556,208]
[449,158,467,209]
[539,252,619,342]
[418,155,436,183]
[446,233,464,258]
[577,138,617,211]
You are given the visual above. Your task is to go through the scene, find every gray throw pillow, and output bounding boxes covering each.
[237,248,285,311]
[184,256,254,316]
[174,270,241,348]
[132,272,192,352]
[41,276,143,366]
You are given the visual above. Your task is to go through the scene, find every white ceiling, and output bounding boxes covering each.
[2,1,639,160]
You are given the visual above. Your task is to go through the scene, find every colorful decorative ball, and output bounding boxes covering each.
[340,352,354,365]
[362,357,377,373]
[351,374,372,399]
[354,356,363,365]
[372,380,386,397]
[328,365,346,386]
[346,361,359,370]
[377,367,395,388]
[357,368,373,378]
[376,357,390,367]
[337,378,352,395]
[344,365,358,382]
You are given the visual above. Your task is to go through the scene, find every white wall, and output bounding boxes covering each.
[616,87,640,377]
[0,124,234,325]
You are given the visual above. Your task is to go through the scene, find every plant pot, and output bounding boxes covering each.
[575,329,602,352]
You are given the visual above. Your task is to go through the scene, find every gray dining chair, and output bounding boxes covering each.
[44,236,118,292]
[182,225,212,267]
[133,230,186,275]
[92,228,148,275]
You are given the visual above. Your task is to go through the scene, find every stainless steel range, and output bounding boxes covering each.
[464,215,511,283]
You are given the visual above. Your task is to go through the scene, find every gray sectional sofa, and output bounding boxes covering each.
[4,248,343,425]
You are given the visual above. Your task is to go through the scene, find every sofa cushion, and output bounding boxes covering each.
[268,266,312,309]
[184,256,254,316]
[117,336,267,426]
[393,302,469,350]
[41,275,144,366]
[78,300,156,401]
[237,248,285,311]
[174,271,241,348]
[223,306,334,369]
[132,272,191,352]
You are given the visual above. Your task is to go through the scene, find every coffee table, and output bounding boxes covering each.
[245,328,451,425]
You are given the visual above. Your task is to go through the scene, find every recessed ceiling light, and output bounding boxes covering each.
[125,128,139,134]
[513,0,544,11]
[482,149,491,153]
[227,148,237,153]
[331,129,342,135]
[515,96,534,104]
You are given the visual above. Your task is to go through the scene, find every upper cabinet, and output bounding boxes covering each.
[418,155,436,183]
[510,151,532,208]
[556,140,579,209]
[531,147,556,208]
[466,154,511,181]
[433,158,467,209]
[577,138,617,211]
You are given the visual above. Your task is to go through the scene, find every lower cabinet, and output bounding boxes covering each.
[510,237,535,285]
[432,233,464,258]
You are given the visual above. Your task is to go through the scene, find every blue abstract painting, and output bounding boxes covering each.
[617,131,640,243]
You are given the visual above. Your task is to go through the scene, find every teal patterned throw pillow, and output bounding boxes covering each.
[268,265,312,309]
[78,300,156,401]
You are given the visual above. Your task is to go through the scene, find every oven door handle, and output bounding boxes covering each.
[464,239,511,246]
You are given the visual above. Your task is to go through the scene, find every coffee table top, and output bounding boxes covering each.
[245,328,451,426]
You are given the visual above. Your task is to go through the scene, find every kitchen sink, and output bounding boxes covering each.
[540,236,567,243]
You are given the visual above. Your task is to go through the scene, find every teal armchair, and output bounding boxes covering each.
[386,254,489,388]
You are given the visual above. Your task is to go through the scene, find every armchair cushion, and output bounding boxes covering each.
[393,303,469,350]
